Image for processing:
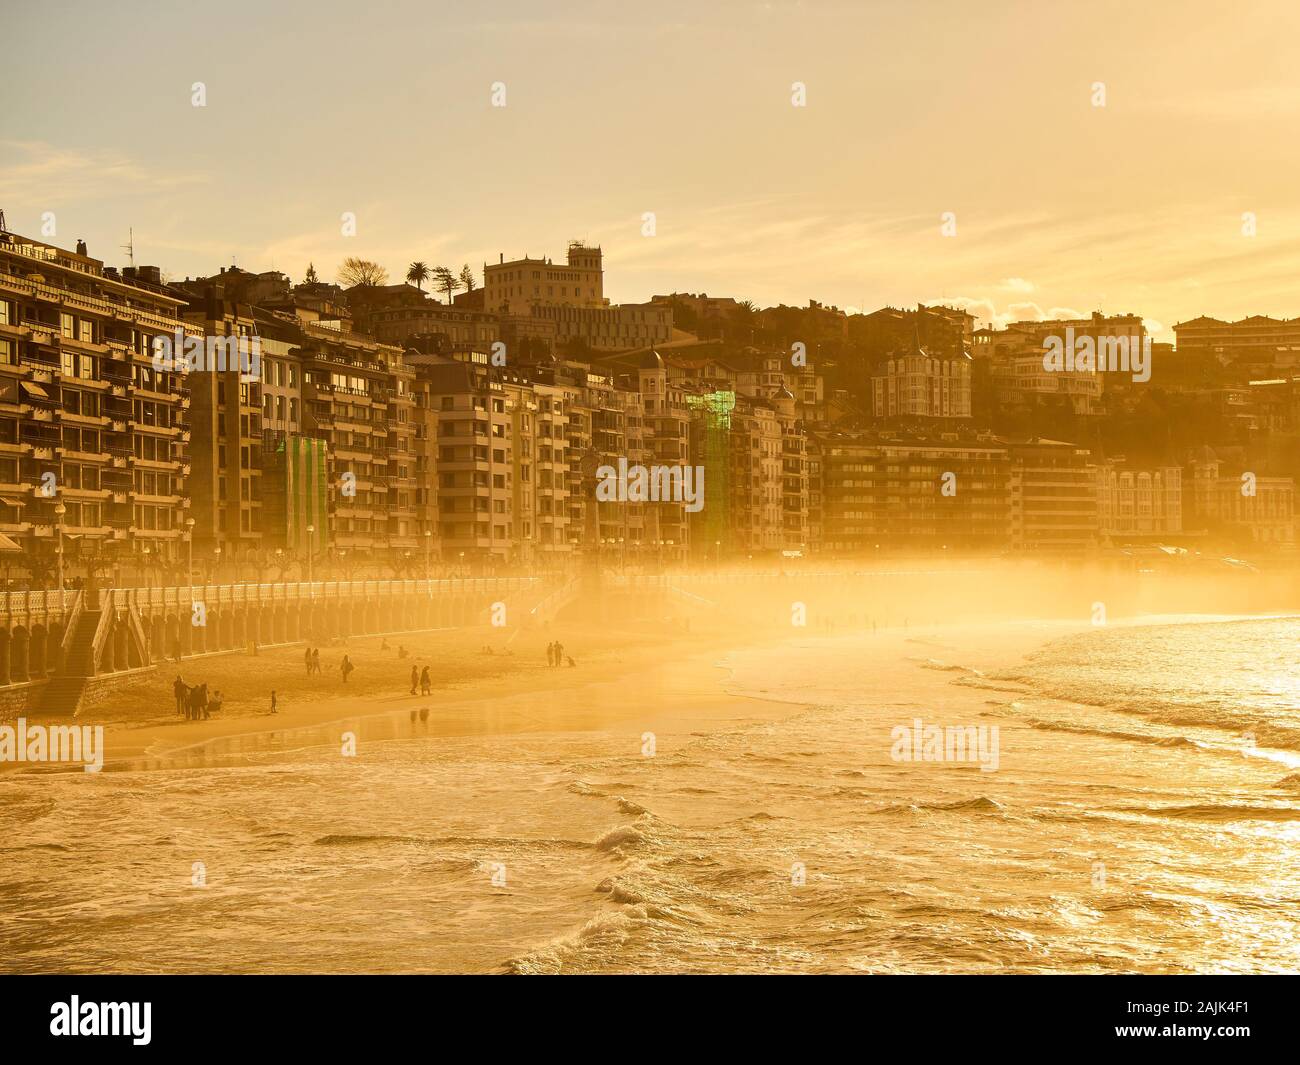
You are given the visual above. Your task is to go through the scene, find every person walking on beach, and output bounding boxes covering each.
[409,665,419,695]
[420,666,431,695]
[304,647,313,676]
[312,648,322,675]
[341,655,354,683]
[553,641,564,667]
[173,675,187,715]
[270,690,277,715]
[546,641,555,667]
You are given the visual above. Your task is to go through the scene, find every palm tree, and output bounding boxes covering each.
[432,265,461,305]
[406,261,430,292]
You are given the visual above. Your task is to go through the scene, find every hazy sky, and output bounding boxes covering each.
[4,0,1300,340]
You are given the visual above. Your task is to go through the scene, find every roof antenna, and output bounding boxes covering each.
[121,227,135,268]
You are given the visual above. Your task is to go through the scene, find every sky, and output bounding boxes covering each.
[4,0,1300,341]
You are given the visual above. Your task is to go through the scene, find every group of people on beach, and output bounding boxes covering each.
[172,676,223,720]
[546,641,575,668]
[302,646,354,682]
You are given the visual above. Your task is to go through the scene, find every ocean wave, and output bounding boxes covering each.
[594,826,650,852]
[872,796,1006,815]
[1025,718,1202,750]
[912,657,985,677]
[313,832,592,851]
[499,909,648,975]
[1125,802,1300,822]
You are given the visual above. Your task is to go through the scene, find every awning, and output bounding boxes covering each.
[0,532,22,551]
[0,496,23,507]
[21,381,51,399]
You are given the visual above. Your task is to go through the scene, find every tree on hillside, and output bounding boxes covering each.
[337,258,389,288]
[406,261,430,292]
[433,265,462,305]
[458,264,476,293]
[304,263,319,284]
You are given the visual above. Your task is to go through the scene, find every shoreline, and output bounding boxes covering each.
[2,610,1283,776]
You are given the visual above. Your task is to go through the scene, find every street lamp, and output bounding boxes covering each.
[53,502,66,604]
[306,524,315,591]
[185,517,195,594]
[423,528,432,590]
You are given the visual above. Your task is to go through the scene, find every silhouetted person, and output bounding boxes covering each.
[420,666,431,695]
[173,676,186,715]
[270,690,277,715]
[546,641,555,666]
[304,647,313,676]
[312,648,322,675]
[341,655,354,683]
[553,641,564,666]
[409,665,419,695]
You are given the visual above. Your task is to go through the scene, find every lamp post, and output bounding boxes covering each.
[306,524,315,592]
[185,517,195,595]
[423,528,432,591]
[53,502,66,605]
[212,545,221,585]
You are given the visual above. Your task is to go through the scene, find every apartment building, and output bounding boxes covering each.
[1175,315,1300,372]
[1096,463,1183,539]
[0,229,191,578]
[1008,439,1099,553]
[1185,448,1295,545]
[171,279,264,560]
[973,312,1144,417]
[871,331,973,421]
[297,321,415,558]
[817,431,1012,553]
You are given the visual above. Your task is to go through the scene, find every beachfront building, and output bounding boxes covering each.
[0,228,192,581]
[170,277,265,564]
[816,429,1012,553]
[1008,439,1100,553]
[1096,463,1183,540]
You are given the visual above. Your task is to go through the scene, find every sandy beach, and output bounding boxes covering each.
[6,611,1300,974]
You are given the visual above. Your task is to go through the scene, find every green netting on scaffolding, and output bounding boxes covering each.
[686,390,735,547]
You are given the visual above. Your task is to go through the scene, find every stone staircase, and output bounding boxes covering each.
[37,608,102,717]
